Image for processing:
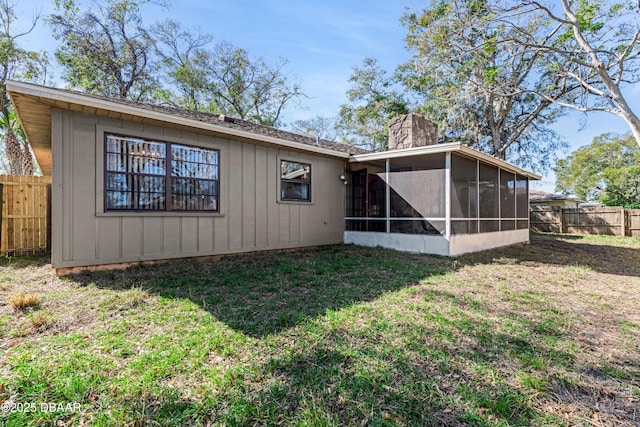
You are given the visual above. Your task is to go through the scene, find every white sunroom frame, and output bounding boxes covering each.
[344,143,541,257]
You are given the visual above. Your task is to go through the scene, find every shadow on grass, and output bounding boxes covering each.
[10,236,640,425]
[459,232,640,277]
[234,299,578,426]
[0,252,50,268]
[67,245,453,337]
[44,285,582,426]
[14,283,576,426]
[66,232,640,338]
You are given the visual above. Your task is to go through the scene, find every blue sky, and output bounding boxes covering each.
[14,0,640,192]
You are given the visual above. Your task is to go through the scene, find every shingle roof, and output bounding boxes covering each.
[61,88,370,156]
[529,190,584,203]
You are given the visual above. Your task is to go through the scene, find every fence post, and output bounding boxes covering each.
[559,207,565,234]
[47,183,52,249]
[621,207,626,237]
[0,183,3,255]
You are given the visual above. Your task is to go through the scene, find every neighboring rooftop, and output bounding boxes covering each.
[6,80,368,175]
[529,190,585,203]
[579,201,604,207]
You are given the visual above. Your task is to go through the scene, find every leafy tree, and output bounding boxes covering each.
[338,57,409,152]
[398,0,640,166]
[555,133,640,208]
[289,116,339,141]
[152,19,211,110]
[489,0,640,148]
[154,20,304,127]
[49,0,162,101]
[0,0,48,175]
[399,0,567,169]
[198,42,303,127]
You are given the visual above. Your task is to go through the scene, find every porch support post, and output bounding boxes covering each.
[498,169,502,231]
[385,158,390,233]
[527,178,530,229]
[445,152,451,238]
[476,159,480,233]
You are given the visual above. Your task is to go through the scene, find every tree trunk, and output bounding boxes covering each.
[620,110,640,150]
[490,125,506,160]
[4,128,23,175]
[561,0,640,149]
[593,60,640,149]
[21,146,34,176]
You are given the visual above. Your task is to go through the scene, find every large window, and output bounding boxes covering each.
[105,133,219,212]
[281,160,311,202]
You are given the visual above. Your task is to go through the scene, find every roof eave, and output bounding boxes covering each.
[350,143,541,180]
[6,80,351,160]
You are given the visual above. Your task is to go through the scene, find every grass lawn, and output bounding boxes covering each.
[1,233,639,426]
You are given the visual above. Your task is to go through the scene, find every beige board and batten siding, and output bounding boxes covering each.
[51,109,346,268]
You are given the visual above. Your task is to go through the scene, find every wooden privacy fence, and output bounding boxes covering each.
[530,206,640,237]
[626,209,640,238]
[0,175,52,256]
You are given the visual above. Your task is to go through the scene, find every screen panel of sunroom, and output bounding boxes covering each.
[387,154,446,235]
[478,162,500,233]
[451,153,478,235]
[450,154,530,235]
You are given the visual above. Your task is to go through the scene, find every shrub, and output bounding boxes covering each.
[29,313,53,331]
[7,292,40,311]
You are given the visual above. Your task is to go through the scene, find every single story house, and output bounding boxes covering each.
[529,190,585,209]
[7,81,540,273]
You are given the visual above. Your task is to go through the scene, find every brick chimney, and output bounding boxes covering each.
[388,113,438,150]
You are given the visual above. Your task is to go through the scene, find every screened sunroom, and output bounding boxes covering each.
[344,143,541,256]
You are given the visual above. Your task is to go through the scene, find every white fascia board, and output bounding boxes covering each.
[458,145,542,180]
[6,80,350,159]
[350,142,463,162]
[350,142,541,180]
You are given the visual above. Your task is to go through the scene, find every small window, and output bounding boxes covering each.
[105,133,219,212]
[280,160,311,202]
